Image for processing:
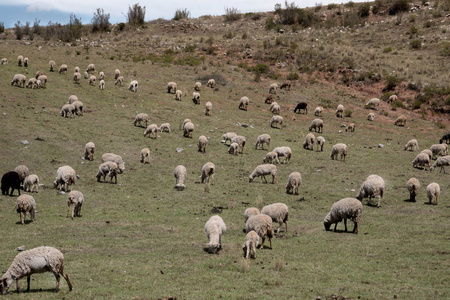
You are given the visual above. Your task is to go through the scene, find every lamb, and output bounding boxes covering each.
[53,166,77,192]
[96,161,119,183]
[0,246,72,294]
[205,215,226,254]
[167,82,177,93]
[245,214,273,249]
[388,94,398,103]
[261,203,289,233]
[174,165,187,191]
[1,171,21,196]
[316,136,325,152]
[60,104,75,118]
[183,121,195,138]
[128,80,138,92]
[99,71,105,80]
[101,153,125,173]
[280,80,291,91]
[430,155,450,173]
[84,142,95,161]
[273,146,292,164]
[365,98,380,110]
[286,172,302,195]
[270,115,284,129]
[367,113,375,121]
[49,60,55,71]
[263,151,280,164]
[303,133,315,150]
[330,143,348,161]
[309,118,324,133]
[345,123,355,132]
[1,58,8,65]
[207,78,215,88]
[336,104,344,118]
[244,207,260,223]
[394,115,407,126]
[198,135,208,153]
[201,162,215,185]
[140,148,150,164]
[99,79,105,90]
[404,139,419,151]
[269,102,280,114]
[356,174,385,207]
[249,164,278,184]
[144,124,159,139]
[25,78,37,89]
[36,75,47,88]
[255,134,271,150]
[89,75,96,86]
[205,102,212,116]
[115,76,124,86]
[159,123,171,133]
[72,100,83,116]
[430,144,448,159]
[221,132,237,145]
[439,132,450,144]
[192,92,200,104]
[23,57,29,67]
[15,194,36,225]
[426,183,440,205]
[67,190,84,219]
[406,178,420,202]
[242,231,259,259]
[269,83,278,94]
[14,165,29,187]
[11,74,26,87]
[314,106,323,116]
[194,81,202,91]
[86,63,95,73]
[293,102,308,114]
[412,152,431,170]
[58,64,68,74]
[239,96,249,111]
[231,135,246,154]
[228,143,239,155]
[175,89,183,100]
[23,174,39,193]
[114,69,120,79]
[324,198,362,234]
[133,113,149,128]
[17,55,23,66]
[73,72,81,84]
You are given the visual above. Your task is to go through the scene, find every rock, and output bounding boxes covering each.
[21,140,29,145]
[241,123,249,128]
[176,147,183,153]
[16,245,26,251]
[378,144,384,148]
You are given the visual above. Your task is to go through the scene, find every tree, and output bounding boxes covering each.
[127,3,146,26]
[92,8,110,32]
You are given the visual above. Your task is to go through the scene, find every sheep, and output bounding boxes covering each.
[269,83,278,94]
[84,142,95,161]
[205,101,212,116]
[239,96,249,111]
[183,121,195,138]
[140,148,150,164]
[74,66,80,73]
[198,135,208,153]
[101,153,125,173]
[221,132,237,145]
[86,63,95,73]
[99,79,105,90]
[11,74,26,87]
[330,143,348,161]
[367,113,375,121]
[242,231,259,259]
[309,118,324,133]
[406,178,420,202]
[439,132,450,144]
[174,165,187,191]
[1,58,8,65]
[280,80,291,91]
[426,183,440,205]
[60,104,75,118]
[159,123,171,133]
[412,152,431,170]
[394,115,407,126]
[420,149,433,160]
[205,215,226,254]
[36,75,47,88]
[430,144,448,159]
[231,136,246,154]
[324,198,362,234]
[316,136,325,152]
[25,78,37,89]
[404,139,419,151]
[314,106,323,116]
[133,113,149,128]
[269,102,280,115]
[261,203,288,233]
[346,123,356,132]
[58,64,68,74]
[430,155,450,173]
[356,174,385,207]
[245,214,273,249]
[49,60,55,71]
[89,75,96,86]
[201,162,215,185]
[14,165,29,187]
[194,81,202,91]
[23,174,39,193]
[336,104,344,118]
[67,190,84,220]
[265,94,275,104]
[207,79,215,88]
[303,133,315,150]
[96,161,119,184]
[273,146,292,164]
[263,151,280,164]
[15,194,36,225]
[35,70,44,79]
[270,115,284,129]
[84,71,89,79]
[128,80,138,92]
[388,94,398,103]
[1,171,21,196]
[192,92,200,104]
[114,69,120,79]
[72,100,83,116]
[182,118,192,129]
[167,82,177,94]
[294,102,308,114]
[175,89,183,100]
[249,164,278,184]
[228,143,239,155]
[244,207,260,223]
[365,98,380,110]
[73,72,81,84]
[35,80,43,89]
[144,124,159,139]
[255,134,271,150]
[98,71,105,80]
[67,95,78,104]
[53,166,77,192]
[17,55,23,66]
[286,172,302,195]
[0,246,73,294]
[115,76,124,86]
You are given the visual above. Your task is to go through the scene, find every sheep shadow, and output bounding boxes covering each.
[403,198,416,203]
[15,288,57,293]
[15,220,33,225]
[202,247,222,255]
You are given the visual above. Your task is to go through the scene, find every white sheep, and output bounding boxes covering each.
[175,89,183,100]
[420,149,433,160]
[35,70,44,79]
[84,71,88,79]
[0,246,73,294]
[183,121,195,138]
[144,124,159,139]
[205,101,212,116]
[15,194,36,225]
[133,113,149,128]
[406,178,420,202]
[394,115,407,126]
[330,143,348,161]
[430,155,450,173]
[269,102,280,114]
[128,80,138,92]
[99,71,105,80]
[273,146,292,164]
[412,152,431,170]
[242,231,259,259]
[345,123,356,132]
[58,64,68,74]
[207,78,215,88]
[194,81,202,91]
[269,83,278,94]
[53,166,77,192]
[115,76,124,86]
[286,172,302,195]
[365,98,380,110]
[167,82,177,94]
[314,106,323,116]
[426,183,440,205]
[255,134,271,150]
[244,207,260,223]
[114,69,120,79]
[263,151,280,164]
[192,92,200,104]
[84,142,95,161]
[23,174,39,193]
[17,55,24,66]
[201,162,215,186]
[239,96,249,111]
[249,164,278,184]
[231,136,246,154]
[1,58,8,65]
[205,215,226,254]
[316,136,325,152]
[11,74,26,87]
[101,153,125,173]
[367,113,375,121]
[309,118,324,133]
[228,143,239,155]
[74,66,80,73]
[356,174,385,207]
[174,165,187,191]
[67,190,84,220]
[68,95,78,104]
[303,133,315,150]
[198,135,208,153]
[324,198,362,234]
[182,118,191,129]
[73,72,81,84]
[245,214,273,249]
[404,139,419,151]
[221,132,237,145]
[430,144,448,159]
[37,75,47,88]
[60,104,75,118]
[89,75,96,86]
[72,100,83,116]
[96,161,119,183]
[25,78,37,89]
[23,57,29,67]
[270,115,284,129]
[86,63,95,73]
[388,94,398,103]
[159,123,171,133]
[14,165,29,187]
[261,203,288,233]
[99,79,105,90]
[140,148,150,164]
[336,104,344,118]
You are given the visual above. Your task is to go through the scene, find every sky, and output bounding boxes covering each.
[0,0,367,29]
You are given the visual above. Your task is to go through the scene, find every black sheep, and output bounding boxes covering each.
[294,102,308,114]
[439,132,450,144]
[1,171,21,196]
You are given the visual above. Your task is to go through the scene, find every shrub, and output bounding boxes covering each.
[358,3,371,17]
[412,100,422,109]
[118,23,126,31]
[33,19,41,34]
[0,22,4,34]
[254,71,261,82]
[384,75,399,91]
[92,8,110,32]
[409,14,416,22]
[224,7,241,22]
[328,3,338,9]
[388,0,410,15]
[424,20,434,28]
[14,21,23,40]
[441,42,450,57]
[276,1,298,25]
[223,31,233,39]
[344,110,353,117]
[391,100,406,109]
[184,45,196,53]
[265,17,276,30]
[253,64,270,74]
[409,26,418,35]
[383,47,393,53]
[287,72,299,80]
[127,3,146,25]
[410,39,422,49]
[173,8,190,21]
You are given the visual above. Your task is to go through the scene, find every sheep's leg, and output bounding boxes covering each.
[66,204,70,218]
[334,223,338,232]
[269,237,272,249]
[72,204,75,220]
[285,221,288,233]
[376,196,381,208]
[353,222,358,234]
[344,219,348,232]
[260,237,265,249]
[53,273,60,292]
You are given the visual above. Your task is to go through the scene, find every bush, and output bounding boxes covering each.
[358,3,371,17]
[173,8,190,21]
[410,39,422,49]
[383,47,392,53]
[391,100,406,109]
[441,42,450,57]
[118,23,126,31]
[384,75,399,91]
[33,19,41,35]
[127,3,146,25]
[265,17,276,30]
[224,7,241,22]
[409,26,418,35]
[14,21,23,40]
[92,8,110,32]
[0,22,4,34]
[184,45,196,53]
[424,20,434,28]
[276,1,298,25]
[344,110,353,117]
[253,64,270,74]
[388,0,410,15]
[287,72,299,80]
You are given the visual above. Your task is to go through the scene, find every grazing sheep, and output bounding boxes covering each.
[406,178,420,202]
[96,161,119,183]
[74,66,80,73]
[73,72,81,84]
[426,183,440,205]
[356,174,385,207]
[249,164,278,184]
[72,100,83,116]
[201,162,215,185]
[99,71,105,80]
[53,166,77,192]
[0,246,73,294]
[115,76,124,86]
[140,148,150,164]
[269,102,280,115]
[365,98,380,110]
[231,136,246,154]
[67,191,84,220]
[36,75,47,88]
[273,146,292,164]
[114,69,120,79]
[182,118,191,129]
[242,231,259,259]
[228,143,239,155]
[205,215,226,254]
[336,104,344,118]
[86,63,95,73]
[15,194,36,225]
[68,95,78,104]
[265,94,275,104]
[245,214,273,249]
[11,74,26,87]
[167,82,177,94]
[239,96,249,111]
[205,101,212,116]
[412,152,431,170]
[439,132,450,144]
[263,151,280,164]
[133,113,149,128]
[324,198,362,234]
[35,70,44,79]
[99,79,105,90]
[404,139,419,151]
[430,144,448,159]
[316,136,326,152]
[255,134,271,150]
[175,89,183,100]
[420,149,433,160]
[286,172,302,195]
[280,80,291,91]
[269,83,278,94]
[84,71,89,79]
[1,171,21,196]
[293,102,308,114]
[346,123,356,132]
[60,104,75,118]
[388,94,398,103]
[23,57,29,67]
[14,165,29,187]
[192,92,201,104]
[48,60,55,71]
[262,203,289,233]
[101,153,125,173]
[270,115,284,129]
[183,121,195,138]
[198,135,208,153]
[159,123,171,133]
[303,133,315,150]
[430,155,450,173]
[314,106,323,116]
[128,80,138,92]
[89,75,96,86]
[144,124,159,139]
[58,64,68,74]
[17,55,23,66]
[1,58,8,65]
[194,81,201,91]
[330,143,348,161]
[221,132,237,145]
[23,174,39,193]
[84,142,95,161]
[244,207,260,223]
[207,79,215,88]
[174,165,187,191]
[309,118,324,133]
[25,78,37,89]
[394,115,407,126]
[367,113,375,121]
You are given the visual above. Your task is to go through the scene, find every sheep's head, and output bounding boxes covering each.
[324,222,331,231]
[248,176,253,183]
[0,277,13,294]
[175,184,185,191]
[208,243,220,254]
